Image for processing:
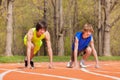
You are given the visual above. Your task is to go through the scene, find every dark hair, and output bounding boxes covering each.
[36,21,47,31]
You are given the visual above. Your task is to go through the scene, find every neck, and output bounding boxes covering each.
[82,33,88,39]
[36,33,41,37]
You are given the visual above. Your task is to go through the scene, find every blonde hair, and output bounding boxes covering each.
[82,23,94,33]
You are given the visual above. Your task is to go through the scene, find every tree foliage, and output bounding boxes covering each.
[0,0,120,56]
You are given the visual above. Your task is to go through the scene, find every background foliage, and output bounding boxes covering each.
[0,0,120,56]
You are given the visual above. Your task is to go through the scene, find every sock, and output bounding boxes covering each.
[80,59,85,64]
[25,60,34,67]
[24,60,27,67]
[30,61,34,67]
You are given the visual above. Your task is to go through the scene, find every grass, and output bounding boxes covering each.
[0,56,120,63]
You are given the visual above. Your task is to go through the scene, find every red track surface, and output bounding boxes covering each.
[0,61,120,80]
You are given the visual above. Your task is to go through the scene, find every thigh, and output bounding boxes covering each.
[84,46,92,54]
[33,40,43,54]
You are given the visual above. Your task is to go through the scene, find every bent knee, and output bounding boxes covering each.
[85,47,92,54]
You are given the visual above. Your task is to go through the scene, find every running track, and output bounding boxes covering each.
[0,61,120,80]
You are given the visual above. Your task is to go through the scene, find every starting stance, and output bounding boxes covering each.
[24,21,53,69]
[67,23,99,69]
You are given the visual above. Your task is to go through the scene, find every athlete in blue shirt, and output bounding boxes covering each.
[67,23,99,69]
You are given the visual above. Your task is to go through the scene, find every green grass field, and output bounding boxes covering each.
[0,56,120,63]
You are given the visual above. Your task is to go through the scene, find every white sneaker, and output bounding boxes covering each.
[80,62,87,68]
[67,61,73,68]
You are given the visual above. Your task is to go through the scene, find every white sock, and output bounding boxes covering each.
[80,59,85,64]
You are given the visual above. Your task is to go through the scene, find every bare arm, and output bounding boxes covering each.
[45,31,53,68]
[26,29,34,68]
[90,37,99,68]
[74,37,79,68]
[27,29,33,49]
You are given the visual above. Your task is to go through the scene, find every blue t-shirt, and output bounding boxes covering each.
[72,32,92,51]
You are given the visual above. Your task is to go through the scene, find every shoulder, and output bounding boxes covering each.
[75,32,82,38]
[75,32,82,36]
[90,36,94,42]
[90,35,93,40]
[27,28,34,35]
[76,31,82,34]
[28,28,35,32]
[26,28,34,40]
[44,31,50,36]
[44,31,50,39]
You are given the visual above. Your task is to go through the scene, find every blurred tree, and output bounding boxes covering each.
[58,0,64,56]
[0,0,120,56]
[51,0,59,55]
[101,0,120,56]
[43,0,47,56]
[97,0,102,56]
[0,0,2,5]
[5,0,14,56]
[64,0,74,55]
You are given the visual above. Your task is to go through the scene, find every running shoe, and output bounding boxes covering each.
[30,61,34,67]
[24,60,27,67]
[80,62,87,68]
[67,61,73,68]
[24,60,34,68]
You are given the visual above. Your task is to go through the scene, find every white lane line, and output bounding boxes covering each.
[94,70,120,74]
[0,68,81,80]
[16,70,81,80]
[0,69,18,80]
[81,68,120,80]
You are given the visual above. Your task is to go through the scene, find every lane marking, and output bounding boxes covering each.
[93,70,120,74]
[54,67,120,80]
[15,70,81,80]
[0,68,81,80]
[0,69,18,80]
[81,68,120,80]
[0,62,120,80]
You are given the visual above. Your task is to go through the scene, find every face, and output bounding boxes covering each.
[83,30,92,38]
[36,28,46,37]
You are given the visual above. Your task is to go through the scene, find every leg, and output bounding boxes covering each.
[67,51,79,68]
[30,50,34,67]
[70,51,74,62]
[25,57,34,66]
[82,46,92,60]
[25,45,34,67]
[24,36,35,68]
[29,41,42,68]
[26,42,34,68]
[67,52,74,68]
[80,46,92,68]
